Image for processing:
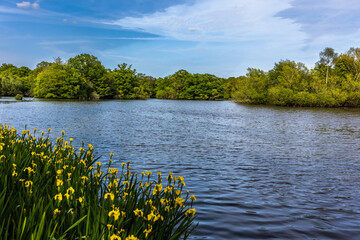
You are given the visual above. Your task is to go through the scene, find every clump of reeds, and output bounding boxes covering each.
[0,125,197,240]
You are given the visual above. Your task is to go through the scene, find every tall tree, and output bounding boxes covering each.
[34,63,87,99]
[317,47,338,85]
[112,63,143,99]
[67,54,108,97]
[346,47,360,81]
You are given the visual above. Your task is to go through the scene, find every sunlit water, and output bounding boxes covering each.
[1,97,360,239]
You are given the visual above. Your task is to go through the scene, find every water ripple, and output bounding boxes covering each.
[1,98,360,239]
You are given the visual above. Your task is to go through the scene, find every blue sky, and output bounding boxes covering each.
[1,0,360,77]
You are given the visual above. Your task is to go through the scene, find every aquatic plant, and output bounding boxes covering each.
[0,125,197,239]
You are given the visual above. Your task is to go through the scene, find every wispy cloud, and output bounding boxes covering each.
[0,5,31,14]
[38,40,89,46]
[3,0,359,77]
[16,1,40,10]
[32,2,40,10]
[279,0,360,37]
[93,0,313,77]
[98,52,143,62]
[16,1,31,9]
[92,37,164,41]
[102,0,307,44]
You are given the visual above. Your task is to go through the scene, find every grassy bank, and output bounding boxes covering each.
[0,125,197,239]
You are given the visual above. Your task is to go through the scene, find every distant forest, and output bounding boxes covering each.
[1,48,360,107]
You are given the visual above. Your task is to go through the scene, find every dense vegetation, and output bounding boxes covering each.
[1,48,360,107]
[0,125,197,239]
[231,48,360,107]
[0,54,225,101]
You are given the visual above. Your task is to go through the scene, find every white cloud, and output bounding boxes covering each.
[94,0,360,77]
[16,1,40,10]
[95,0,313,77]
[32,2,40,10]
[104,0,307,44]
[16,1,31,9]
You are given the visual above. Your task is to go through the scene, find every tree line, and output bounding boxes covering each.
[230,47,360,107]
[1,48,360,107]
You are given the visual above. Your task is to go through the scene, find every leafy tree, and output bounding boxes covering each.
[67,54,108,97]
[111,63,150,99]
[345,47,360,81]
[36,61,52,69]
[0,65,31,96]
[231,68,268,104]
[34,64,87,99]
[0,70,23,96]
[155,70,227,100]
[316,47,338,85]
[269,60,310,91]
[222,77,238,99]
[53,56,63,65]
[1,49,359,107]
[0,63,16,72]
[137,73,156,98]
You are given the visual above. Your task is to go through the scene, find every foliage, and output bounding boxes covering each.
[230,48,360,107]
[111,63,152,99]
[67,54,109,98]
[0,125,197,240]
[231,69,268,104]
[14,94,23,100]
[0,64,31,96]
[1,48,360,107]
[316,47,338,84]
[155,70,228,100]
[33,63,88,99]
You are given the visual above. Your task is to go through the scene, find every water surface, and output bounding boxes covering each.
[1,98,360,239]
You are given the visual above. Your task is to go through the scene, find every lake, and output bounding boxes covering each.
[1,97,360,239]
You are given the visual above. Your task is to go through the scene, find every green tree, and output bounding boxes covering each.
[34,64,87,99]
[269,60,310,90]
[0,70,23,96]
[316,47,338,85]
[155,70,226,100]
[346,47,360,81]
[67,53,108,97]
[0,63,16,72]
[0,65,31,96]
[231,69,268,104]
[111,63,148,99]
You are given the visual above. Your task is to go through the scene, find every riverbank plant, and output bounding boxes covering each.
[0,125,197,239]
[14,94,23,100]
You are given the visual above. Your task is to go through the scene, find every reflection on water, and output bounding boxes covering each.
[1,97,360,239]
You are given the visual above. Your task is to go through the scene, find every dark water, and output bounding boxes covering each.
[1,97,360,239]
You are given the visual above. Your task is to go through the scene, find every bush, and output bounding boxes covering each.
[267,87,294,106]
[345,91,360,107]
[14,94,23,100]
[0,125,197,240]
[293,91,317,107]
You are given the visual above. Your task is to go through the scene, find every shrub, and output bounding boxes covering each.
[293,91,317,107]
[14,94,23,100]
[0,125,197,239]
[345,91,360,107]
[267,87,294,106]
